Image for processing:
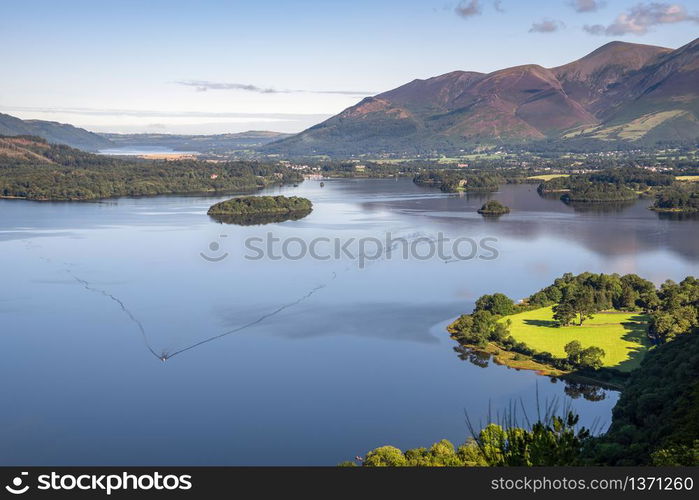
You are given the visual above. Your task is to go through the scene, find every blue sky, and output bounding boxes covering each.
[1,0,698,134]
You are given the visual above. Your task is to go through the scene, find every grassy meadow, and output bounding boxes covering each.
[500,306,651,372]
[527,174,570,181]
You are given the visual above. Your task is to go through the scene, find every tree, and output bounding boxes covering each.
[363,446,408,466]
[578,346,605,370]
[564,341,605,370]
[571,288,599,326]
[555,285,600,326]
[564,341,583,365]
[475,293,517,316]
[553,302,576,326]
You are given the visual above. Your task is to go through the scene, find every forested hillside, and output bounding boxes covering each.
[0,136,302,201]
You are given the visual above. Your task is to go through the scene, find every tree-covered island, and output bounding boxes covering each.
[477,200,510,215]
[207,195,313,225]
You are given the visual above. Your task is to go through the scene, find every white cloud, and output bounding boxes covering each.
[584,2,699,35]
[455,0,482,18]
[529,19,566,33]
[571,0,605,13]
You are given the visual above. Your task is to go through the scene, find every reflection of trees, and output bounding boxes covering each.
[452,347,611,402]
[209,209,311,226]
[454,346,490,368]
[564,200,637,214]
[562,380,607,402]
[656,211,699,222]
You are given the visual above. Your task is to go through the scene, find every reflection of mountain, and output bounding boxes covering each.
[358,183,699,262]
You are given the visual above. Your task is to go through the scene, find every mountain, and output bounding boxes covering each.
[101,131,292,155]
[265,38,699,155]
[0,113,113,152]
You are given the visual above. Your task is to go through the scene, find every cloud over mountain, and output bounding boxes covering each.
[176,80,374,96]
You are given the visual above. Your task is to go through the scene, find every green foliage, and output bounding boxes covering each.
[651,441,699,466]
[413,170,502,192]
[448,309,509,347]
[363,446,409,467]
[652,185,699,213]
[554,285,600,326]
[207,195,312,216]
[649,277,699,342]
[587,331,699,465]
[475,293,517,316]
[357,331,699,467]
[565,341,605,370]
[0,136,303,200]
[552,302,577,326]
[358,412,590,467]
[539,167,674,203]
[449,272,691,374]
[477,200,510,215]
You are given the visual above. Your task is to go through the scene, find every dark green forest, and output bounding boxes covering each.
[652,184,699,213]
[538,167,675,203]
[0,136,303,201]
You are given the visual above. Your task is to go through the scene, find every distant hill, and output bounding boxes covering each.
[0,135,303,201]
[101,131,293,155]
[264,37,699,156]
[0,113,113,152]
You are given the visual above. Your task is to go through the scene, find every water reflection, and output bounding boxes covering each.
[455,345,610,402]
[561,380,607,402]
[655,211,699,222]
[564,200,638,214]
[357,182,699,262]
[208,210,312,226]
[2,177,694,465]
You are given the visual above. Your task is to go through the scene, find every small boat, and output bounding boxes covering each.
[320,182,325,187]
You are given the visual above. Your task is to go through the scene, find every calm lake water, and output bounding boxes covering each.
[0,179,697,465]
[98,147,198,156]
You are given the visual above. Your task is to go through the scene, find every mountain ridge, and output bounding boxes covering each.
[265,38,699,155]
[0,113,113,152]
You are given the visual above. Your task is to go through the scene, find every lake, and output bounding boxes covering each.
[0,179,697,465]
[98,147,198,156]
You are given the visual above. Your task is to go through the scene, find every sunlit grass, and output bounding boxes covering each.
[527,174,569,181]
[500,306,650,372]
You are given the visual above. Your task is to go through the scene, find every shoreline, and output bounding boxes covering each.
[457,341,627,390]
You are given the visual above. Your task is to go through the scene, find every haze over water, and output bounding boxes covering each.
[0,178,696,465]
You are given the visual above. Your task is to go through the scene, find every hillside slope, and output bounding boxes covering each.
[265,38,699,155]
[101,131,292,154]
[0,113,113,152]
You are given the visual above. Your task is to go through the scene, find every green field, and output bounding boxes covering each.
[677,175,699,182]
[527,174,570,181]
[500,306,651,372]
